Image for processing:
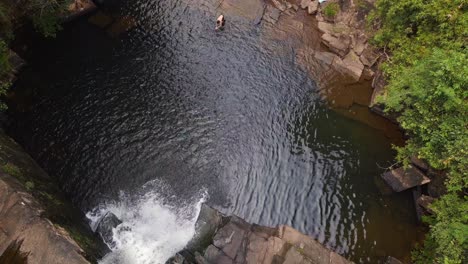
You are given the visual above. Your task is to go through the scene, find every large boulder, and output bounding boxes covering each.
[271,0,287,11]
[0,175,93,264]
[342,50,365,81]
[351,33,367,55]
[331,51,364,82]
[171,205,353,264]
[321,33,350,57]
[300,0,312,9]
[185,204,224,254]
[359,47,379,67]
[381,167,431,192]
[95,212,122,247]
[0,133,108,264]
[314,51,338,66]
[308,1,319,14]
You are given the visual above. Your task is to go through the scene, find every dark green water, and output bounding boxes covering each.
[8,0,422,262]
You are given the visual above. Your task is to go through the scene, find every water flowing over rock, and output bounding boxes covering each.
[170,204,353,264]
[95,212,122,247]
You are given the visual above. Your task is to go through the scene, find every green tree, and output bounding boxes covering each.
[370,0,468,263]
[323,3,339,18]
[0,40,10,110]
[29,0,71,37]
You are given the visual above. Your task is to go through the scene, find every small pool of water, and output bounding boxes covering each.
[7,0,422,262]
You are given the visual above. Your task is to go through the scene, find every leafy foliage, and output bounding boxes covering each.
[29,0,71,37]
[370,0,468,263]
[0,3,13,40]
[385,49,468,192]
[413,194,468,264]
[0,40,11,110]
[2,162,21,177]
[323,3,339,18]
[0,0,70,111]
[0,40,10,77]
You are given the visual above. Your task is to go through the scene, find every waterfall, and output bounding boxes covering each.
[87,180,207,264]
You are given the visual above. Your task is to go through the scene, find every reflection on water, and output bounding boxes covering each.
[8,0,422,262]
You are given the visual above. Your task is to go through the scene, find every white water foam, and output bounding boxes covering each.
[87,180,207,264]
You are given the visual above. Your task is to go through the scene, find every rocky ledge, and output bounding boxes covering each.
[0,132,107,263]
[169,204,353,264]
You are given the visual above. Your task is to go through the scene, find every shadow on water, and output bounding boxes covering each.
[7,0,423,262]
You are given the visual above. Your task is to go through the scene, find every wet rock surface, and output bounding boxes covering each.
[95,212,122,247]
[0,175,90,264]
[0,133,107,264]
[381,166,431,192]
[64,0,97,22]
[170,204,353,264]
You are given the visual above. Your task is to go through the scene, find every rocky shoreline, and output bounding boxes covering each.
[209,0,404,139]
[0,132,108,263]
[169,204,353,264]
[270,0,387,116]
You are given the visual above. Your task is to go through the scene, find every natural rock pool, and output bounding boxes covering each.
[8,0,422,262]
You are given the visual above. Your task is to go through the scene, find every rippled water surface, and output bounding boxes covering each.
[9,0,422,262]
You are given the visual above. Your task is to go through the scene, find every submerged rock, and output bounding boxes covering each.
[381,167,431,192]
[219,0,266,24]
[385,256,404,264]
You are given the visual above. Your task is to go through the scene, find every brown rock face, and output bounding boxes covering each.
[321,33,350,56]
[300,0,311,9]
[0,133,107,264]
[0,175,90,264]
[307,1,319,15]
[342,50,364,81]
[381,167,431,192]
[64,0,97,22]
[173,204,353,264]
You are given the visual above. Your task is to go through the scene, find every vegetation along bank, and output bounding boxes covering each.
[368,0,467,263]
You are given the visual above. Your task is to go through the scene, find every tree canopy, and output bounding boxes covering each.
[370,0,468,263]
